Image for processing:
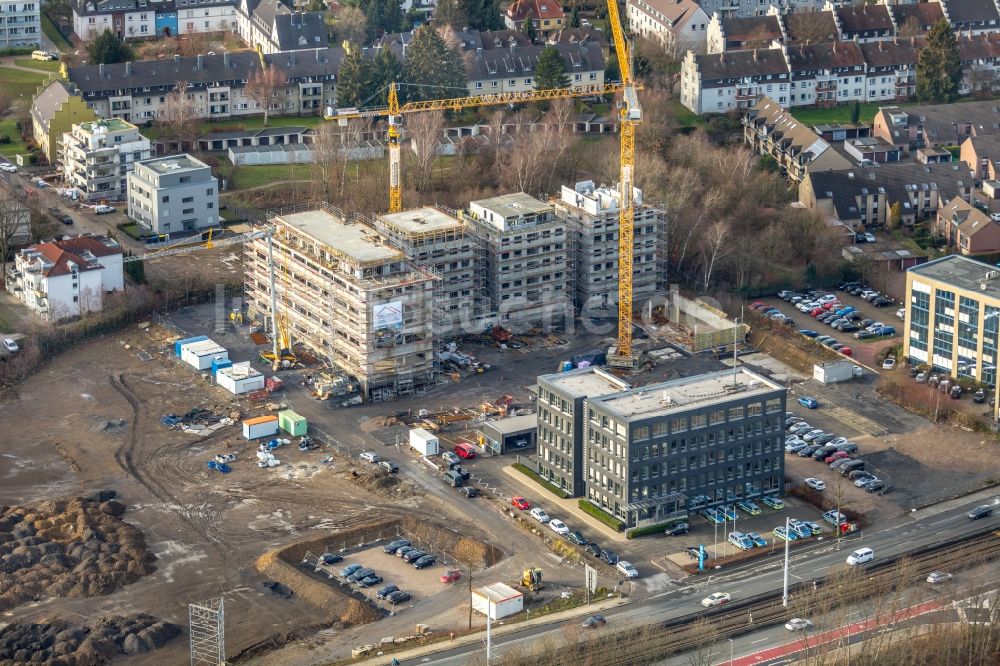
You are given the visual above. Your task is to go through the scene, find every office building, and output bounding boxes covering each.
[127,154,218,234]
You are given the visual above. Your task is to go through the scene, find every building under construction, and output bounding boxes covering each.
[373,206,485,338]
[554,180,666,313]
[462,193,573,332]
[244,205,437,401]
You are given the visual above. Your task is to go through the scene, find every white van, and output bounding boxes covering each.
[31,50,55,61]
[846,547,874,566]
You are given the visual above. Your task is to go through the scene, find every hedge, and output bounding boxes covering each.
[511,463,570,499]
[0,47,35,57]
[626,520,684,539]
[577,500,625,532]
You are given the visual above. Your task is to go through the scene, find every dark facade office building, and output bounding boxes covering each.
[585,368,786,528]
[535,367,631,497]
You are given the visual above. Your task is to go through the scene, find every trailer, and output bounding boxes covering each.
[243,415,279,440]
[471,582,523,620]
[181,339,229,371]
[409,428,440,456]
[278,409,307,436]
[217,363,265,395]
[813,360,863,385]
[174,335,208,357]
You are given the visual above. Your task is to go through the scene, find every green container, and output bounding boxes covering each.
[278,409,307,436]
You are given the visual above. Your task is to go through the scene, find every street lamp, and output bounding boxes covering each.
[729,637,735,665]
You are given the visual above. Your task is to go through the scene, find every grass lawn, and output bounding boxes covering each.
[0,65,49,102]
[789,102,883,127]
[672,99,707,129]
[143,114,325,140]
[41,13,73,52]
[14,58,61,72]
[230,163,315,190]
[0,117,29,157]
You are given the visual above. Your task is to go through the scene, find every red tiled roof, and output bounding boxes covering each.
[836,5,893,34]
[21,236,121,278]
[507,0,564,22]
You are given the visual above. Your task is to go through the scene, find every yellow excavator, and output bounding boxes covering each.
[522,567,543,592]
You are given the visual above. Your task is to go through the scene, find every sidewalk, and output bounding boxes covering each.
[501,465,629,544]
[353,595,629,665]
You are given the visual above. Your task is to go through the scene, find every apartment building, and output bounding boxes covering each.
[13,235,123,321]
[72,0,239,39]
[799,162,975,229]
[60,118,151,202]
[236,0,326,53]
[67,49,340,123]
[934,196,1000,255]
[742,97,852,182]
[0,0,40,47]
[626,0,710,56]
[127,154,218,235]
[243,206,436,400]
[31,80,98,164]
[536,367,631,497]
[680,48,790,115]
[544,367,786,529]
[960,134,1000,180]
[706,15,782,54]
[463,193,573,331]
[903,254,1000,419]
[874,101,1000,154]
[553,180,665,312]
[374,206,484,338]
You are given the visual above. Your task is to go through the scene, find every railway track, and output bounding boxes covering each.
[542,529,1000,666]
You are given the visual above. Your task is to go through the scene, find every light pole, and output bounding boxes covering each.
[729,637,734,665]
[782,516,791,607]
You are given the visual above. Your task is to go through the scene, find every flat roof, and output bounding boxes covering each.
[140,153,209,175]
[277,210,402,264]
[538,367,630,399]
[470,192,552,218]
[592,368,783,421]
[483,413,537,435]
[473,582,523,602]
[78,118,134,133]
[378,207,463,235]
[908,254,1000,297]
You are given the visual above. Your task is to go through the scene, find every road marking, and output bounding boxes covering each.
[751,637,769,644]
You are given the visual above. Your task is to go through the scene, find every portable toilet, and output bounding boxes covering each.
[243,415,279,439]
[211,358,233,377]
[278,410,307,436]
[174,335,208,357]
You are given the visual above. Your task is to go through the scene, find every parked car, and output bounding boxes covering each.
[839,347,853,357]
[376,584,399,599]
[786,441,808,454]
[802,429,825,442]
[0,162,17,173]
[510,496,530,510]
[737,500,761,516]
[975,388,987,403]
[968,505,993,520]
[413,555,436,569]
[866,480,887,493]
[850,470,874,481]
[746,532,767,547]
[378,460,399,473]
[440,569,462,583]
[665,522,690,535]
[882,358,896,370]
[454,442,477,459]
[701,508,724,525]
[348,567,375,582]
[761,496,784,510]
[926,571,952,584]
[855,476,880,488]
[94,204,115,214]
[567,531,588,546]
[823,510,847,525]
[402,550,426,563]
[789,423,813,435]
[549,519,569,535]
[825,451,851,464]
[797,396,819,409]
[799,329,819,337]
[359,451,380,463]
[2,338,19,353]
[529,507,550,523]
[701,592,731,607]
[386,590,412,604]
[358,574,383,587]
[441,451,461,465]
[805,478,826,491]
[461,486,479,498]
[383,539,410,554]
[581,614,607,629]
[785,618,814,631]
[812,434,836,446]
[617,561,639,578]
[773,526,797,542]
[340,563,363,577]
[601,549,619,565]
[584,542,602,557]
[320,552,343,565]
[395,546,415,559]
[830,458,856,471]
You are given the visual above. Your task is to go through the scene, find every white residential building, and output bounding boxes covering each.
[13,235,124,321]
[0,0,40,47]
[60,118,151,202]
[127,154,218,235]
[627,0,710,56]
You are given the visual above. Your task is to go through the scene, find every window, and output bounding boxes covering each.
[182,196,193,203]
[728,406,743,420]
[161,195,169,203]
[709,409,725,425]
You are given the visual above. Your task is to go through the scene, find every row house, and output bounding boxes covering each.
[785,41,865,108]
[626,0,710,56]
[72,0,239,40]
[960,134,1000,179]
[859,39,919,103]
[799,161,974,229]
[236,0,326,54]
[940,0,1000,33]
[697,0,825,20]
[742,96,852,181]
[67,49,341,123]
[831,3,894,42]
[874,97,1000,153]
[934,195,1000,254]
[706,15,782,54]
[680,48,789,114]
[464,41,606,95]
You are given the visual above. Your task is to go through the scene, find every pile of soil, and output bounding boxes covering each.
[347,470,419,499]
[0,494,156,611]
[0,613,180,665]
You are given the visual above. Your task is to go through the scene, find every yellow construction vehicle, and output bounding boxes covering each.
[522,567,543,592]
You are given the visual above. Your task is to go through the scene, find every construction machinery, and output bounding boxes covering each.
[522,567,543,592]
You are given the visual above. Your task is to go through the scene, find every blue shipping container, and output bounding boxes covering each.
[174,335,208,357]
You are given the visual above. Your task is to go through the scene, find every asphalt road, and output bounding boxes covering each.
[396,492,1000,665]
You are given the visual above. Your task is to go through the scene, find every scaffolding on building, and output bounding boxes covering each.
[189,597,224,666]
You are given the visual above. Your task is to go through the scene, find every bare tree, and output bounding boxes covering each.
[0,193,27,288]
[898,16,923,38]
[310,121,340,202]
[786,11,835,45]
[700,220,731,290]
[334,6,367,46]
[245,65,288,126]
[968,67,997,100]
[405,111,447,193]
[158,81,200,148]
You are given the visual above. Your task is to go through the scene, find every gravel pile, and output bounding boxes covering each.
[0,494,156,611]
[0,613,180,665]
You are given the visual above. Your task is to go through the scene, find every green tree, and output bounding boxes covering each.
[369,47,402,105]
[434,0,466,28]
[336,47,373,107]
[124,252,145,283]
[916,19,962,103]
[605,55,620,83]
[402,25,467,101]
[850,100,860,124]
[356,0,403,39]
[534,46,569,89]
[570,4,581,28]
[86,29,134,65]
[888,201,903,230]
[466,0,502,30]
[522,17,536,42]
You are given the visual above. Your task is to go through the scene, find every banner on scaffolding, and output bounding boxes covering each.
[374,301,404,348]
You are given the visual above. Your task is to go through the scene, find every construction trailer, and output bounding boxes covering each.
[216,362,265,395]
[462,193,574,333]
[373,206,488,338]
[243,204,437,401]
[181,339,228,371]
[174,335,208,357]
[278,409,307,436]
[243,415,279,439]
[554,181,667,312]
[471,582,524,620]
[409,427,439,456]
[814,360,863,384]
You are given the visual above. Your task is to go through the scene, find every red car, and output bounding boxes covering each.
[511,496,530,510]
[750,302,766,310]
[454,442,477,459]
[810,308,825,316]
[440,569,462,583]
[825,451,850,464]
[822,301,841,310]
[839,347,853,357]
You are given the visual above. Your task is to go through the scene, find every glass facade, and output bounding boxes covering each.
[909,288,930,355]
[957,296,980,380]
[984,305,999,387]
[932,288,955,371]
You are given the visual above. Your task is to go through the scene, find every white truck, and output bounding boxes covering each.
[409,428,439,456]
